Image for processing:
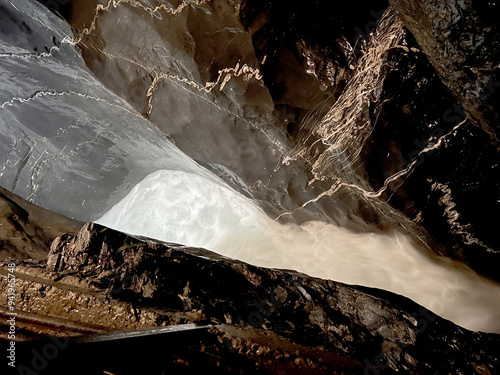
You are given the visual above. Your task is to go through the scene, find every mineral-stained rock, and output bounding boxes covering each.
[3,222,497,373]
[67,0,283,183]
[0,187,82,260]
[2,3,500,371]
[389,0,500,142]
[64,0,332,221]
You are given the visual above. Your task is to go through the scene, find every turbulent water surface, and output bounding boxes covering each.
[1,0,500,333]
[98,169,500,333]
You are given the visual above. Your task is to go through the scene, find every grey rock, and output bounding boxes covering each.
[0,186,81,260]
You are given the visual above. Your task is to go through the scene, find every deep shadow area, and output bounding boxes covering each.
[36,0,72,20]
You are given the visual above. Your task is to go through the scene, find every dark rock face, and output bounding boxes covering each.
[0,187,81,260]
[238,0,390,136]
[39,223,500,374]
[0,187,498,373]
[362,31,500,281]
[389,0,500,142]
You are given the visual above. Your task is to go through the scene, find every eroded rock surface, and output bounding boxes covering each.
[362,30,500,281]
[2,2,500,372]
[237,0,389,136]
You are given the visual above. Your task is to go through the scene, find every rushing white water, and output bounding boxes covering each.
[98,169,500,333]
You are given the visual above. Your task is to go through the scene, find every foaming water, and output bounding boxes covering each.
[97,170,500,333]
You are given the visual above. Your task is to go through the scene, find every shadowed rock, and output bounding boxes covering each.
[0,186,82,260]
[33,222,500,374]
[362,31,500,281]
[389,0,500,142]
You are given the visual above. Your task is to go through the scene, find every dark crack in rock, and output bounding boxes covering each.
[362,30,500,281]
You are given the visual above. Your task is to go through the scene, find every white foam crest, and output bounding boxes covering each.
[97,170,500,333]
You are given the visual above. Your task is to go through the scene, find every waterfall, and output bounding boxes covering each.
[94,7,500,333]
[2,0,500,335]
[97,169,500,333]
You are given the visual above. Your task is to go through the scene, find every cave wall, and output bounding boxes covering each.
[389,0,500,142]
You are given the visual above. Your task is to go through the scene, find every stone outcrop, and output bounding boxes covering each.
[389,0,500,142]
[2,2,499,371]
[3,222,498,374]
[0,187,82,260]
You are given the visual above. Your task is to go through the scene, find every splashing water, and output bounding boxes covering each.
[276,9,407,220]
[98,169,500,334]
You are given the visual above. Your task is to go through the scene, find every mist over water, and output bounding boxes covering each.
[98,169,500,333]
